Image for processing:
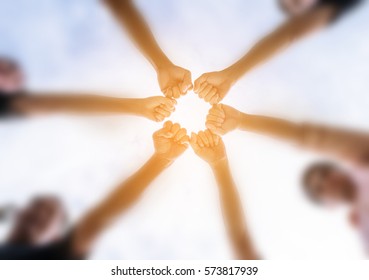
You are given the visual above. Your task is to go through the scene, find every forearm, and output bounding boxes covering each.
[74,154,172,253]
[104,0,172,70]
[13,94,144,116]
[225,27,293,82]
[238,113,369,163]
[238,113,303,144]
[89,154,171,223]
[211,159,259,260]
[225,10,328,82]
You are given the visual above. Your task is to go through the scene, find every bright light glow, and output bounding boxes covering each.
[0,0,368,260]
[169,92,211,134]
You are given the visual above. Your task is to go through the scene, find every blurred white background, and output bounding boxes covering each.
[0,0,369,259]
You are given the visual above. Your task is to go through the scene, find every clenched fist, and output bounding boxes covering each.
[153,121,189,161]
[206,104,241,135]
[157,64,193,99]
[194,70,235,105]
[190,129,226,165]
[141,96,176,122]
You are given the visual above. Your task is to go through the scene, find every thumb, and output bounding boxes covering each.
[181,72,193,93]
[190,133,200,151]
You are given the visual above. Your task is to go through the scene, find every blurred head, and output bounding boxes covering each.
[10,196,67,245]
[302,161,356,207]
[0,57,24,94]
[278,0,319,16]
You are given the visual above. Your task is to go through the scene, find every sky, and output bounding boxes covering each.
[0,0,369,259]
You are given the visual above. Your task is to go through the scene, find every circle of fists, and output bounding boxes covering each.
[153,121,227,165]
[149,67,244,163]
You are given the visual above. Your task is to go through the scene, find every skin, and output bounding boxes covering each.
[280,0,320,17]
[207,104,369,165]
[190,130,259,259]
[206,104,369,204]
[103,0,193,99]
[7,121,189,258]
[306,166,356,205]
[12,94,176,122]
[0,58,24,93]
[8,197,66,246]
[194,3,336,104]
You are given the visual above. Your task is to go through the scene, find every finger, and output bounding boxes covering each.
[209,106,225,118]
[214,134,220,146]
[190,133,200,150]
[165,88,173,98]
[164,121,173,129]
[207,114,224,123]
[204,88,217,103]
[162,120,173,135]
[175,128,187,141]
[181,72,193,93]
[206,122,218,132]
[172,86,181,99]
[156,121,173,137]
[206,122,226,135]
[199,84,212,99]
[194,75,206,92]
[178,134,190,145]
[181,142,189,149]
[198,131,209,147]
[205,129,214,147]
[209,94,220,105]
[170,123,181,136]
[161,97,177,108]
[155,107,171,117]
[154,113,165,122]
[178,84,188,96]
[198,82,209,92]
[197,134,205,148]
[160,103,175,113]
[206,120,224,129]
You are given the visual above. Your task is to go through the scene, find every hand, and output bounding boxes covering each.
[141,96,176,122]
[157,64,193,99]
[194,70,235,104]
[190,129,226,165]
[153,121,189,161]
[206,104,241,135]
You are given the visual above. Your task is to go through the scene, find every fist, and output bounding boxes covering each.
[153,121,189,161]
[142,96,176,122]
[190,129,226,165]
[194,70,235,104]
[157,64,193,99]
[206,104,241,135]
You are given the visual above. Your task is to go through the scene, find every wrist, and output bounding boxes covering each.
[234,110,243,130]
[223,66,242,85]
[152,153,174,167]
[238,112,250,130]
[210,157,228,171]
[124,98,145,116]
[154,57,173,72]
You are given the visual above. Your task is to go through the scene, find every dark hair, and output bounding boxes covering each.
[0,56,21,79]
[301,161,337,203]
[30,195,69,228]
[277,0,289,15]
[278,0,363,20]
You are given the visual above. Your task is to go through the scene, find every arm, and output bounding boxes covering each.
[12,93,176,122]
[194,6,335,104]
[190,130,259,259]
[103,0,192,98]
[207,104,369,166]
[72,121,189,256]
